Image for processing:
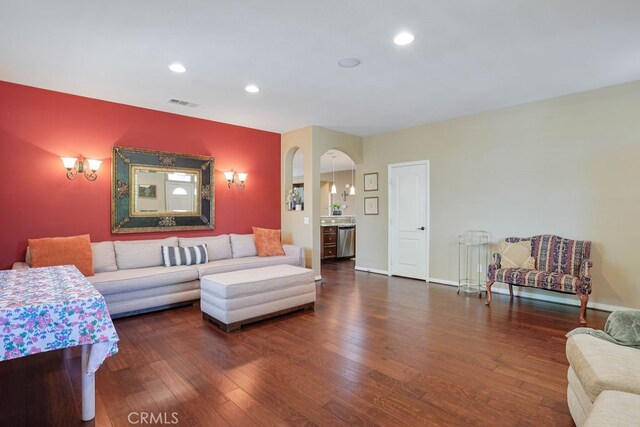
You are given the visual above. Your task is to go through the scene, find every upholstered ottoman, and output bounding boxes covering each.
[566,334,640,426]
[200,264,316,332]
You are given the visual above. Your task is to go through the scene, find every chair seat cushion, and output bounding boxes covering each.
[566,334,640,402]
[492,268,580,293]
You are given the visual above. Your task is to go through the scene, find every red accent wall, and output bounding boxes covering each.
[0,81,281,269]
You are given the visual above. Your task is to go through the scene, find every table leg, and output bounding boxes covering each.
[81,344,95,421]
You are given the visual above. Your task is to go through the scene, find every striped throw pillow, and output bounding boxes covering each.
[162,244,208,267]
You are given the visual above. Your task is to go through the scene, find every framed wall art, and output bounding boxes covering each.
[364,172,378,191]
[364,196,379,215]
[137,184,157,198]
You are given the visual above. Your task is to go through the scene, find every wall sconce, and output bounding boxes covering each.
[61,156,102,181]
[224,170,248,189]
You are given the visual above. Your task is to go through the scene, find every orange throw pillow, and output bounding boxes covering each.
[29,234,95,276]
[252,227,285,257]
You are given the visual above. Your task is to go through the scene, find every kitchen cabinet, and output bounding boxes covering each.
[321,226,337,260]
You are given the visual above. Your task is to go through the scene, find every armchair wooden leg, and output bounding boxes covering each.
[508,284,514,298]
[485,280,495,306]
[578,293,589,325]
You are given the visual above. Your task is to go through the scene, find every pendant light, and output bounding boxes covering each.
[349,161,355,195]
[330,156,337,194]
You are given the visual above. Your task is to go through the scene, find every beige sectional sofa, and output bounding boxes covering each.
[14,234,304,318]
[566,334,640,426]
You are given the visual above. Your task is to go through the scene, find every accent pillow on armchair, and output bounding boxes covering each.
[498,240,535,269]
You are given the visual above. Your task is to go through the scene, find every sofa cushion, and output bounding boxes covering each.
[493,268,581,294]
[113,237,178,270]
[566,334,640,402]
[88,265,198,295]
[162,245,208,267]
[196,254,301,278]
[230,234,257,258]
[252,227,285,257]
[92,241,117,273]
[179,235,232,261]
[498,240,535,269]
[28,234,94,276]
[584,391,640,427]
[104,280,200,304]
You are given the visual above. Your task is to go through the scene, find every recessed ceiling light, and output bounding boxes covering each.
[245,85,260,93]
[168,63,187,73]
[338,57,361,68]
[393,32,415,46]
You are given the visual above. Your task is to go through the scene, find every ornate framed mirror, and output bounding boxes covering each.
[111,146,214,233]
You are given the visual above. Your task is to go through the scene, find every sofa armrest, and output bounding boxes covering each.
[491,252,501,267]
[579,259,593,279]
[283,244,305,267]
[487,252,501,280]
[578,259,593,295]
[12,262,30,270]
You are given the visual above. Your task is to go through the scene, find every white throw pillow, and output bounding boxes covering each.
[498,240,535,269]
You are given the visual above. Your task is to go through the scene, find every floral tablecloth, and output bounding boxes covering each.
[0,265,119,374]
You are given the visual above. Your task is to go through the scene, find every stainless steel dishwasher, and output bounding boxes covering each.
[337,226,355,258]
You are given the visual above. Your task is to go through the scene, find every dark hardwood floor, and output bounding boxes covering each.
[0,260,608,426]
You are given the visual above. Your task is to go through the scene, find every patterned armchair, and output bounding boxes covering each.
[486,235,592,325]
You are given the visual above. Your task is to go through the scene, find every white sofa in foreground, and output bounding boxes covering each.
[566,334,640,426]
[13,234,304,318]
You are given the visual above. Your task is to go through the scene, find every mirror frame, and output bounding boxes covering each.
[111,146,215,233]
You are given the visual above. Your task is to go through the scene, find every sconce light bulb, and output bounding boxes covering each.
[87,159,102,172]
[237,172,248,183]
[223,171,235,182]
[61,157,77,170]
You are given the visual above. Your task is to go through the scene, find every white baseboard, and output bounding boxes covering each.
[314,275,322,281]
[429,277,625,313]
[428,278,458,287]
[354,266,389,276]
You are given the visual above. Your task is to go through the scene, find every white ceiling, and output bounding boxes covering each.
[2,1,640,136]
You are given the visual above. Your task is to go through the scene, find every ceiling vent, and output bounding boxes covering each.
[168,98,199,108]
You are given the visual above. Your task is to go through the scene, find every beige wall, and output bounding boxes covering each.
[282,126,362,277]
[358,80,640,309]
[281,127,314,268]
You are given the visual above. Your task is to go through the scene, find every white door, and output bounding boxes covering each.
[166,182,196,212]
[388,161,429,280]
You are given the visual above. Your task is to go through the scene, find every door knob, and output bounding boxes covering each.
[417,226,425,230]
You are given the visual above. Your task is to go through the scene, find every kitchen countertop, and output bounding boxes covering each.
[320,215,355,227]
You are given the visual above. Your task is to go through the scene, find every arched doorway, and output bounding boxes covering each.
[320,149,356,263]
